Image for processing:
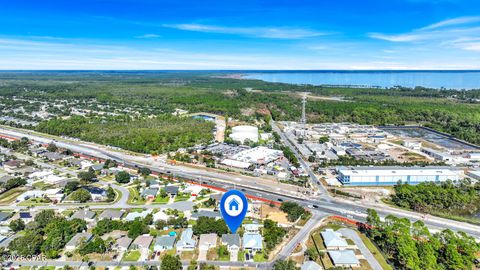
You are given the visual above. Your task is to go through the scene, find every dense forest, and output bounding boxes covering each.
[1,71,480,148]
[391,181,480,217]
[36,115,214,154]
[365,209,480,270]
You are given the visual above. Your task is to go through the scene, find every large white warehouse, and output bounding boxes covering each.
[336,166,460,186]
[229,125,259,144]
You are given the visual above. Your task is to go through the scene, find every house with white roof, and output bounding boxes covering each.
[321,229,348,250]
[176,228,196,251]
[16,190,45,202]
[153,210,170,222]
[44,174,66,185]
[243,233,263,252]
[199,233,217,251]
[328,250,360,267]
[125,210,151,221]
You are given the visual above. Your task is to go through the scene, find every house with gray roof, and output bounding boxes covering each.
[65,232,93,251]
[221,234,241,251]
[115,236,132,252]
[0,212,11,224]
[71,209,96,222]
[164,185,179,196]
[154,235,176,252]
[131,235,153,251]
[98,210,124,220]
[42,152,66,161]
[191,210,222,220]
[321,229,348,250]
[328,250,360,267]
[176,228,196,251]
[141,187,159,200]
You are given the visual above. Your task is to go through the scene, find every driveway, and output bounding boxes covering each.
[338,228,383,270]
[198,249,207,261]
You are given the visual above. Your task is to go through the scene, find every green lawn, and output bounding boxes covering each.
[217,247,230,261]
[0,187,27,204]
[127,187,146,205]
[154,196,169,204]
[253,251,268,262]
[237,250,245,262]
[18,197,51,206]
[174,192,191,202]
[122,250,141,261]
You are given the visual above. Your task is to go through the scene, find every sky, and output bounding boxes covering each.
[1,0,480,70]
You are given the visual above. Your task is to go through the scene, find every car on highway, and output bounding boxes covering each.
[277,198,284,202]
[307,204,314,209]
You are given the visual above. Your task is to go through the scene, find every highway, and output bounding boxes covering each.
[1,125,480,239]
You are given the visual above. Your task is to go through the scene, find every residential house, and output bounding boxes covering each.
[3,160,22,172]
[115,236,132,252]
[99,210,124,221]
[16,190,45,202]
[125,210,151,222]
[221,233,241,261]
[91,164,105,172]
[153,210,170,223]
[28,170,53,180]
[0,212,11,225]
[42,152,66,161]
[154,235,176,252]
[131,235,154,251]
[19,212,33,223]
[328,250,360,268]
[65,232,93,251]
[141,187,159,200]
[243,224,262,234]
[44,174,66,185]
[301,261,322,270]
[0,175,13,186]
[321,229,348,250]
[176,228,196,251]
[44,188,64,203]
[243,233,263,252]
[199,233,217,251]
[164,185,179,196]
[221,234,241,252]
[146,179,161,189]
[0,226,11,234]
[70,209,96,222]
[191,210,222,220]
[84,186,107,202]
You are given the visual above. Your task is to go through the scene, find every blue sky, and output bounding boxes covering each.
[1,0,480,69]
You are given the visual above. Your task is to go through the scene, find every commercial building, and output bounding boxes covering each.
[229,125,259,144]
[336,166,460,186]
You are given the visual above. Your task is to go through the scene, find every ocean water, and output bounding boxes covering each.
[243,71,480,90]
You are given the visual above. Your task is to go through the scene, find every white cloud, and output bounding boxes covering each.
[135,34,161,39]
[369,16,480,52]
[162,23,325,39]
[420,16,480,30]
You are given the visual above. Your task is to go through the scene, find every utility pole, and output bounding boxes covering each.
[301,93,307,137]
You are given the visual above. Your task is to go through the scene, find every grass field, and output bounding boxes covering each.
[127,187,146,205]
[122,250,141,261]
[154,195,169,204]
[0,187,27,204]
[174,192,191,202]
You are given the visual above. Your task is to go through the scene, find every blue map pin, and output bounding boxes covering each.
[220,190,248,233]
